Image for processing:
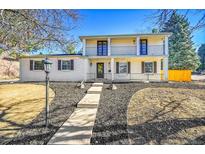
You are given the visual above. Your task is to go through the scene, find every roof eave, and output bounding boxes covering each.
[79,33,172,40]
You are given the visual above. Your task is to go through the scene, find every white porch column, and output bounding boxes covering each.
[82,38,86,56]
[163,57,168,81]
[165,36,169,55]
[108,37,111,56]
[136,36,140,55]
[84,58,89,81]
[111,58,114,81]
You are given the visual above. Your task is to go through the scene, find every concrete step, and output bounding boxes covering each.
[87,86,102,94]
[48,108,98,145]
[77,94,100,108]
[92,82,103,87]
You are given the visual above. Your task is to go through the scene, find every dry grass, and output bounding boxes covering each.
[0,83,55,138]
[128,88,205,144]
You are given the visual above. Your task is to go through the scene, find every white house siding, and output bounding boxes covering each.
[88,60,111,80]
[20,57,86,81]
[114,58,162,81]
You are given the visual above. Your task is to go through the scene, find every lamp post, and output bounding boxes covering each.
[43,57,52,127]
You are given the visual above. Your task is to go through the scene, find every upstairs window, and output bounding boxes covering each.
[97,41,107,56]
[140,39,148,55]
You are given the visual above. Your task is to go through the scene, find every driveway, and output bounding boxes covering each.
[192,75,205,81]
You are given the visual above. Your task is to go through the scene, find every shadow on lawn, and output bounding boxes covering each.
[91,124,129,144]
[128,117,205,145]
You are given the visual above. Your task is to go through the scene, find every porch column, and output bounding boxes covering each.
[111,58,114,81]
[165,36,169,56]
[108,37,111,56]
[84,58,89,81]
[163,57,168,81]
[83,38,86,56]
[136,36,140,55]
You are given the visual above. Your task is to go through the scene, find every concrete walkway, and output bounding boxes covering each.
[48,82,103,145]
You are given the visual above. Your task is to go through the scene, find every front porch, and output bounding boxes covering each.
[84,56,168,82]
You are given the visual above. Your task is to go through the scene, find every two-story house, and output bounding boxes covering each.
[20,33,171,82]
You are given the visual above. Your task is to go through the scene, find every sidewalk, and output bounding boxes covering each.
[48,82,103,145]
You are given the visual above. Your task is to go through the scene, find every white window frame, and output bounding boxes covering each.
[61,60,72,71]
[119,62,128,74]
[144,62,154,73]
[33,60,44,71]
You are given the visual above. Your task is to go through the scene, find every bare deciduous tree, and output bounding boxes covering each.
[0,9,80,55]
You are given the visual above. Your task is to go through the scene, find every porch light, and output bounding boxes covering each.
[43,57,53,127]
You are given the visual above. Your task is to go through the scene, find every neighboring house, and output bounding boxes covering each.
[20,33,171,82]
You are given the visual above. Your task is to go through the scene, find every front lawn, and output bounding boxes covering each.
[128,87,205,144]
[91,82,205,145]
[0,82,91,144]
[0,84,55,143]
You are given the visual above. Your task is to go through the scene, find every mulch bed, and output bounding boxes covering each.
[91,82,205,145]
[1,82,91,145]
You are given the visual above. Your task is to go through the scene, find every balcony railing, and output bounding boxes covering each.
[87,73,164,81]
[147,45,164,56]
[86,45,165,56]
[111,45,136,55]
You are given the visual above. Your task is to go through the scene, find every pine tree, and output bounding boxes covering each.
[197,44,205,70]
[161,12,200,71]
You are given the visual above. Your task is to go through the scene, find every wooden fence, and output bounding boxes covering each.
[168,70,191,82]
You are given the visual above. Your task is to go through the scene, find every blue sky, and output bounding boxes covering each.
[71,9,205,49]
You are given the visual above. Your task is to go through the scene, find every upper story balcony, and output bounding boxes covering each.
[86,45,165,56]
[80,33,170,57]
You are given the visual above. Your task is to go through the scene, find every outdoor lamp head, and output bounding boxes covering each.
[43,58,52,73]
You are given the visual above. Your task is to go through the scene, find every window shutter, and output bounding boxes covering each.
[116,62,119,73]
[42,60,44,70]
[71,60,74,70]
[141,62,144,73]
[161,59,163,70]
[58,60,61,70]
[154,61,157,73]
[30,60,33,70]
[128,62,130,74]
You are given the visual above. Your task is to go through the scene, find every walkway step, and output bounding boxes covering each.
[77,94,100,108]
[87,86,102,94]
[92,83,103,87]
[48,108,98,145]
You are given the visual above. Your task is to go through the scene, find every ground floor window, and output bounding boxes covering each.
[119,62,128,73]
[62,60,72,70]
[34,61,44,70]
[144,62,153,73]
